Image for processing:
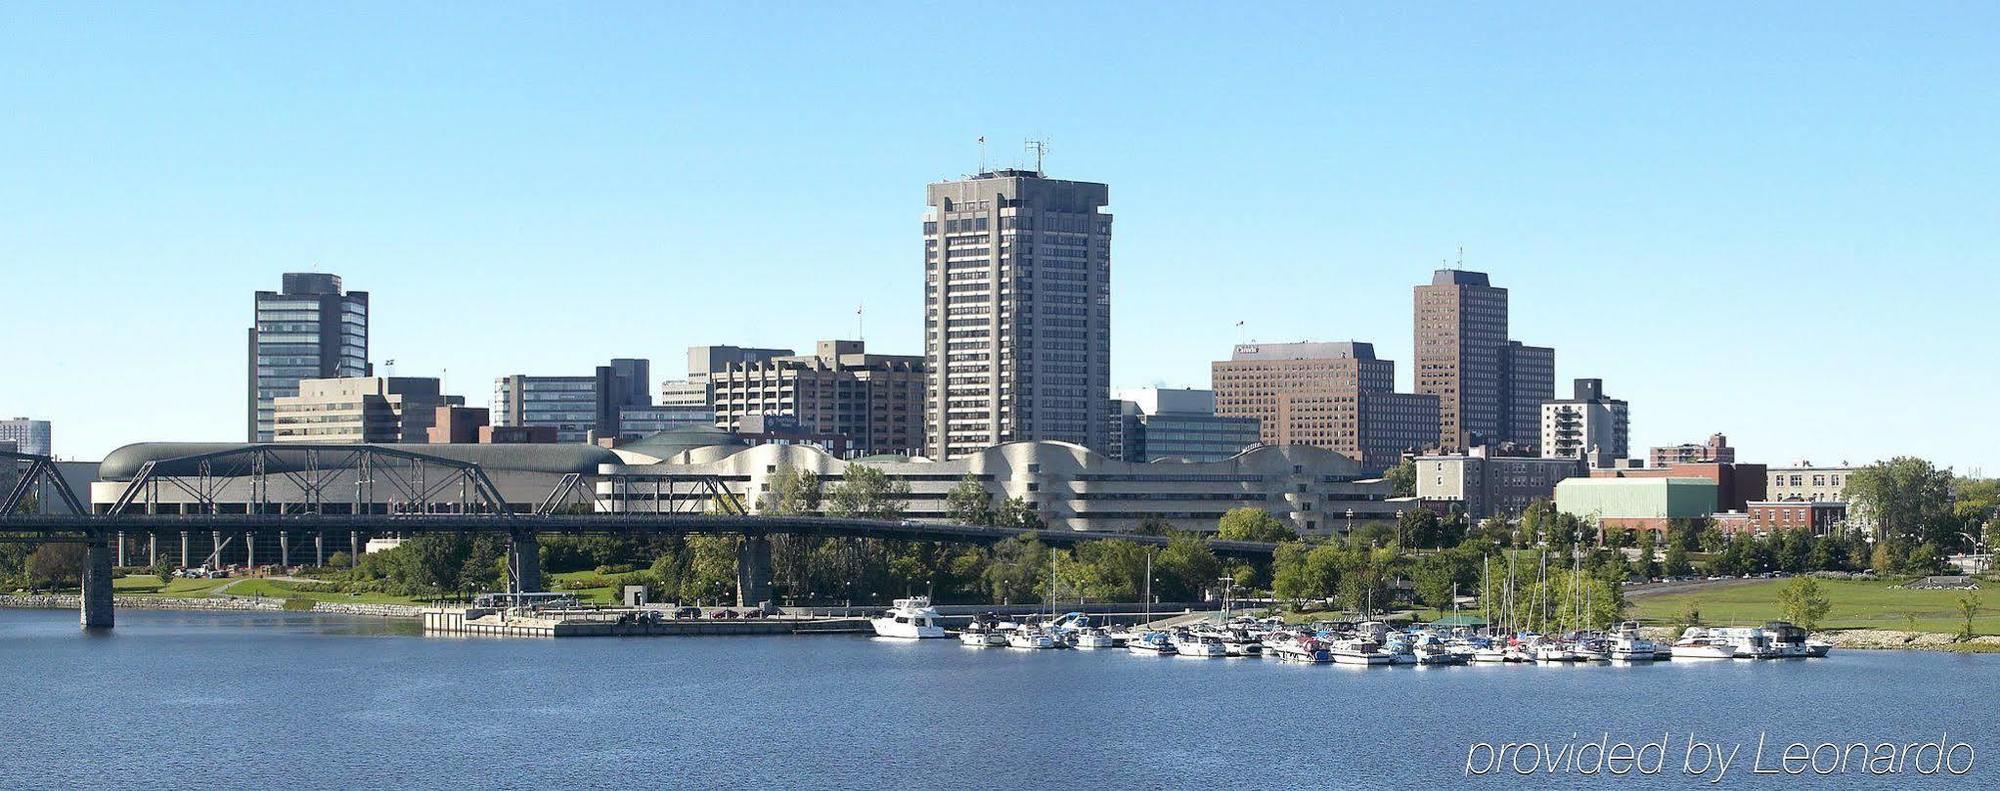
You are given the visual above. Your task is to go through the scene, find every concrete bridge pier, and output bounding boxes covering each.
[244,531,255,567]
[81,531,114,630]
[147,533,157,566]
[179,531,189,567]
[116,531,127,567]
[736,534,772,608]
[279,532,291,567]
[315,531,325,567]
[508,530,542,593]
[349,531,360,563]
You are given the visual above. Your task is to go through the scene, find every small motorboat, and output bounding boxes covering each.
[1127,630,1178,655]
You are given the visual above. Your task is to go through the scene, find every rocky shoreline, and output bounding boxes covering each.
[0,593,421,619]
[1638,625,1997,652]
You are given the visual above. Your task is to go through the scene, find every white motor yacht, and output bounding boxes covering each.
[1328,638,1396,666]
[1761,622,1811,658]
[957,619,1009,647]
[1670,627,1737,659]
[1805,639,1833,658]
[1071,627,1117,649]
[1609,621,1660,661]
[1172,631,1229,658]
[870,597,947,639]
[1007,627,1059,649]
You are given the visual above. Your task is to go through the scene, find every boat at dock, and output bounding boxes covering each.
[1670,627,1738,659]
[957,616,1009,647]
[1007,627,1059,650]
[1609,621,1659,661]
[1127,631,1178,655]
[1328,637,1396,666]
[1265,632,1334,664]
[870,597,946,639]
[1172,631,1229,658]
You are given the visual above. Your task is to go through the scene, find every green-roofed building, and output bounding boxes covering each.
[1554,476,1717,533]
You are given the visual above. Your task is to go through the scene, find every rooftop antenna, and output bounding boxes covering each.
[1235,320,1247,345]
[1457,245,1465,268]
[977,136,987,174]
[856,303,865,342]
[1025,139,1048,176]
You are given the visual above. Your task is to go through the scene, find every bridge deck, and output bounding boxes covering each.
[0,513,1278,557]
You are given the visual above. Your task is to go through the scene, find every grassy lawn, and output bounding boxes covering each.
[222,578,427,606]
[1629,578,2000,635]
[112,575,233,597]
[546,570,633,604]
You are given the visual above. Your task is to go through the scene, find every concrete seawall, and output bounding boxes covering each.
[0,594,421,619]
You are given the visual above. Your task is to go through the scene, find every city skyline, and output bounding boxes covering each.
[3,5,1997,473]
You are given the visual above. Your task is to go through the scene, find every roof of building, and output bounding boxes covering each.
[1228,341,1375,361]
[615,425,748,462]
[98,442,619,481]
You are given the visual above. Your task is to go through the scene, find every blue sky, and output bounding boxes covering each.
[3,3,1996,472]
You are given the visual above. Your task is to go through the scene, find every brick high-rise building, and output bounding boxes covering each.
[1211,341,1439,474]
[1414,269,1553,452]
[923,169,1111,459]
[1414,270,1508,451]
[1499,341,1555,452]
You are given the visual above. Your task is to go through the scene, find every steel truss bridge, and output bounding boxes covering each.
[2,445,1277,630]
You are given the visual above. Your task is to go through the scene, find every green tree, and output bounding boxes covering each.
[1062,539,1149,601]
[25,543,84,591]
[994,497,1044,530]
[1680,599,1702,626]
[1956,592,1982,640]
[1776,576,1833,631]
[679,535,740,604]
[1153,533,1223,602]
[1396,508,1439,548]
[1844,457,1959,549]
[759,465,823,515]
[1664,540,1692,577]
[148,554,176,587]
[399,534,475,593]
[1215,507,1297,543]
[824,464,909,520]
[981,535,1045,605]
[1412,553,1461,616]
[944,475,993,525]
[1269,542,1315,603]
[1384,458,1417,498]
[1635,529,1660,580]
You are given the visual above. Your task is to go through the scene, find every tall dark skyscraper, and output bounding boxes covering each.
[923,168,1111,459]
[1414,270,1508,452]
[1413,269,1553,453]
[248,273,369,442]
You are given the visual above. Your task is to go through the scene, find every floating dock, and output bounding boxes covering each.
[420,606,870,638]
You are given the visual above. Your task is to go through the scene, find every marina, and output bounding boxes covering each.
[4,607,1991,790]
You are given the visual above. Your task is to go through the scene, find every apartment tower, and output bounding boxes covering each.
[923,168,1111,459]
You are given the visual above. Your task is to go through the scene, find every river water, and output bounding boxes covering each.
[1,608,1993,789]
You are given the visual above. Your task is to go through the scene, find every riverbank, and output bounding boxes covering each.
[0,593,420,619]
[1632,624,2000,653]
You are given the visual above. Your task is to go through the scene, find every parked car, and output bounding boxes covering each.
[710,609,739,620]
[673,606,702,620]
